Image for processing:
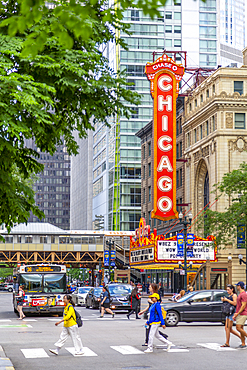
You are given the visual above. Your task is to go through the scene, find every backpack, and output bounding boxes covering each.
[155,304,167,321]
[221,301,235,317]
[69,304,83,327]
[74,309,83,327]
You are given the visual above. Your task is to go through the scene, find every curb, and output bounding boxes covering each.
[0,346,15,370]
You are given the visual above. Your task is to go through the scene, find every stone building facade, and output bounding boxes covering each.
[183,53,247,283]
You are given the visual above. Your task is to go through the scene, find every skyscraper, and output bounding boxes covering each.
[71,0,245,232]
[26,139,71,230]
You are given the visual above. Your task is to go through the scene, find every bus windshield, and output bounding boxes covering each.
[19,274,42,292]
[44,274,66,293]
[19,273,67,293]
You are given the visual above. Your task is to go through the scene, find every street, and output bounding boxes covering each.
[0,293,247,370]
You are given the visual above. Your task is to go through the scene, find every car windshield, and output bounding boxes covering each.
[108,285,132,296]
[78,287,91,294]
[94,288,102,295]
[176,292,196,303]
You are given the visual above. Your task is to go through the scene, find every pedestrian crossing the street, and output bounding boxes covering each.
[18,342,247,359]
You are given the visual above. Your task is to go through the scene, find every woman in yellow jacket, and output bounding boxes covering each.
[49,295,84,356]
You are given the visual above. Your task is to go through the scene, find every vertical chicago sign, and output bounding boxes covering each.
[145,54,184,221]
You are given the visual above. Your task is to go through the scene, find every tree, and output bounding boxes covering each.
[195,162,247,247]
[0,0,140,231]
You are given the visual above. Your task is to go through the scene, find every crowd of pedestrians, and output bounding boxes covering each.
[47,280,247,357]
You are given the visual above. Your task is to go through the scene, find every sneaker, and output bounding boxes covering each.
[144,348,153,353]
[238,344,247,349]
[126,315,130,320]
[112,313,115,318]
[166,343,172,352]
[99,316,104,318]
[49,349,58,356]
[75,351,84,356]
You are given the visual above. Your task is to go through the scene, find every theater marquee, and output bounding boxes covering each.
[145,54,184,221]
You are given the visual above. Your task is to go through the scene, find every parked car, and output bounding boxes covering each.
[162,289,228,327]
[4,283,13,292]
[72,286,93,306]
[0,283,5,291]
[85,287,103,309]
[101,284,137,312]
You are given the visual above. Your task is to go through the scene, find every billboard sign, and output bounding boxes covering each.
[145,54,185,221]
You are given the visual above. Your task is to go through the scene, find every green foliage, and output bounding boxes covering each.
[0,268,13,281]
[0,0,141,231]
[195,162,247,246]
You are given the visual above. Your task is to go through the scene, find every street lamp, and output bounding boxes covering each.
[179,212,193,291]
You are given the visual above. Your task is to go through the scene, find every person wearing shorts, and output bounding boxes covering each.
[220,284,240,347]
[233,281,247,348]
[16,285,25,320]
[100,286,114,318]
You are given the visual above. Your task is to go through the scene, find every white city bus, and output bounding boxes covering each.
[13,264,67,315]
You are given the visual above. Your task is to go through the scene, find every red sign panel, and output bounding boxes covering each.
[145,54,184,221]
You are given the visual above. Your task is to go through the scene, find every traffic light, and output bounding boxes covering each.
[99,270,102,274]
[89,270,92,274]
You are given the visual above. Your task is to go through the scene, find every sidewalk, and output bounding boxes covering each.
[0,346,15,370]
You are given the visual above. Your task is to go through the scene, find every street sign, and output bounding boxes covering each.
[104,251,109,267]
[237,224,245,248]
[110,251,116,267]
[180,270,185,275]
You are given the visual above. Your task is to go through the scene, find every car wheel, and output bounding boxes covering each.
[8,288,13,292]
[165,310,179,327]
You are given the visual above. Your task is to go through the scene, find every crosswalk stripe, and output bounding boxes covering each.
[167,349,189,353]
[0,324,32,328]
[0,319,11,322]
[111,345,144,355]
[197,343,237,351]
[21,348,49,358]
[22,319,37,322]
[65,347,97,357]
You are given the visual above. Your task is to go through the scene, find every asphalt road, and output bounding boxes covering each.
[1,293,247,370]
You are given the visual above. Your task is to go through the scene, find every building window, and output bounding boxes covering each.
[143,188,145,204]
[176,143,179,158]
[200,94,203,103]
[174,12,181,20]
[189,103,192,111]
[235,113,245,129]
[174,25,181,33]
[166,39,172,48]
[180,142,182,158]
[195,99,197,107]
[212,115,215,131]
[165,12,172,19]
[174,39,181,47]
[165,25,172,33]
[148,211,151,225]
[148,142,151,156]
[148,163,151,177]
[234,81,243,95]
[176,170,179,188]
[143,165,145,180]
[179,169,182,187]
[153,218,156,227]
[131,10,139,21]
[206,121,209,135]
[187,132,190,147]
[143,146,145,159]
[206,89,209,98]
[200,125,203,139]
[212,84,215,93]
[194,129,197,143]
[148,186,151,202]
